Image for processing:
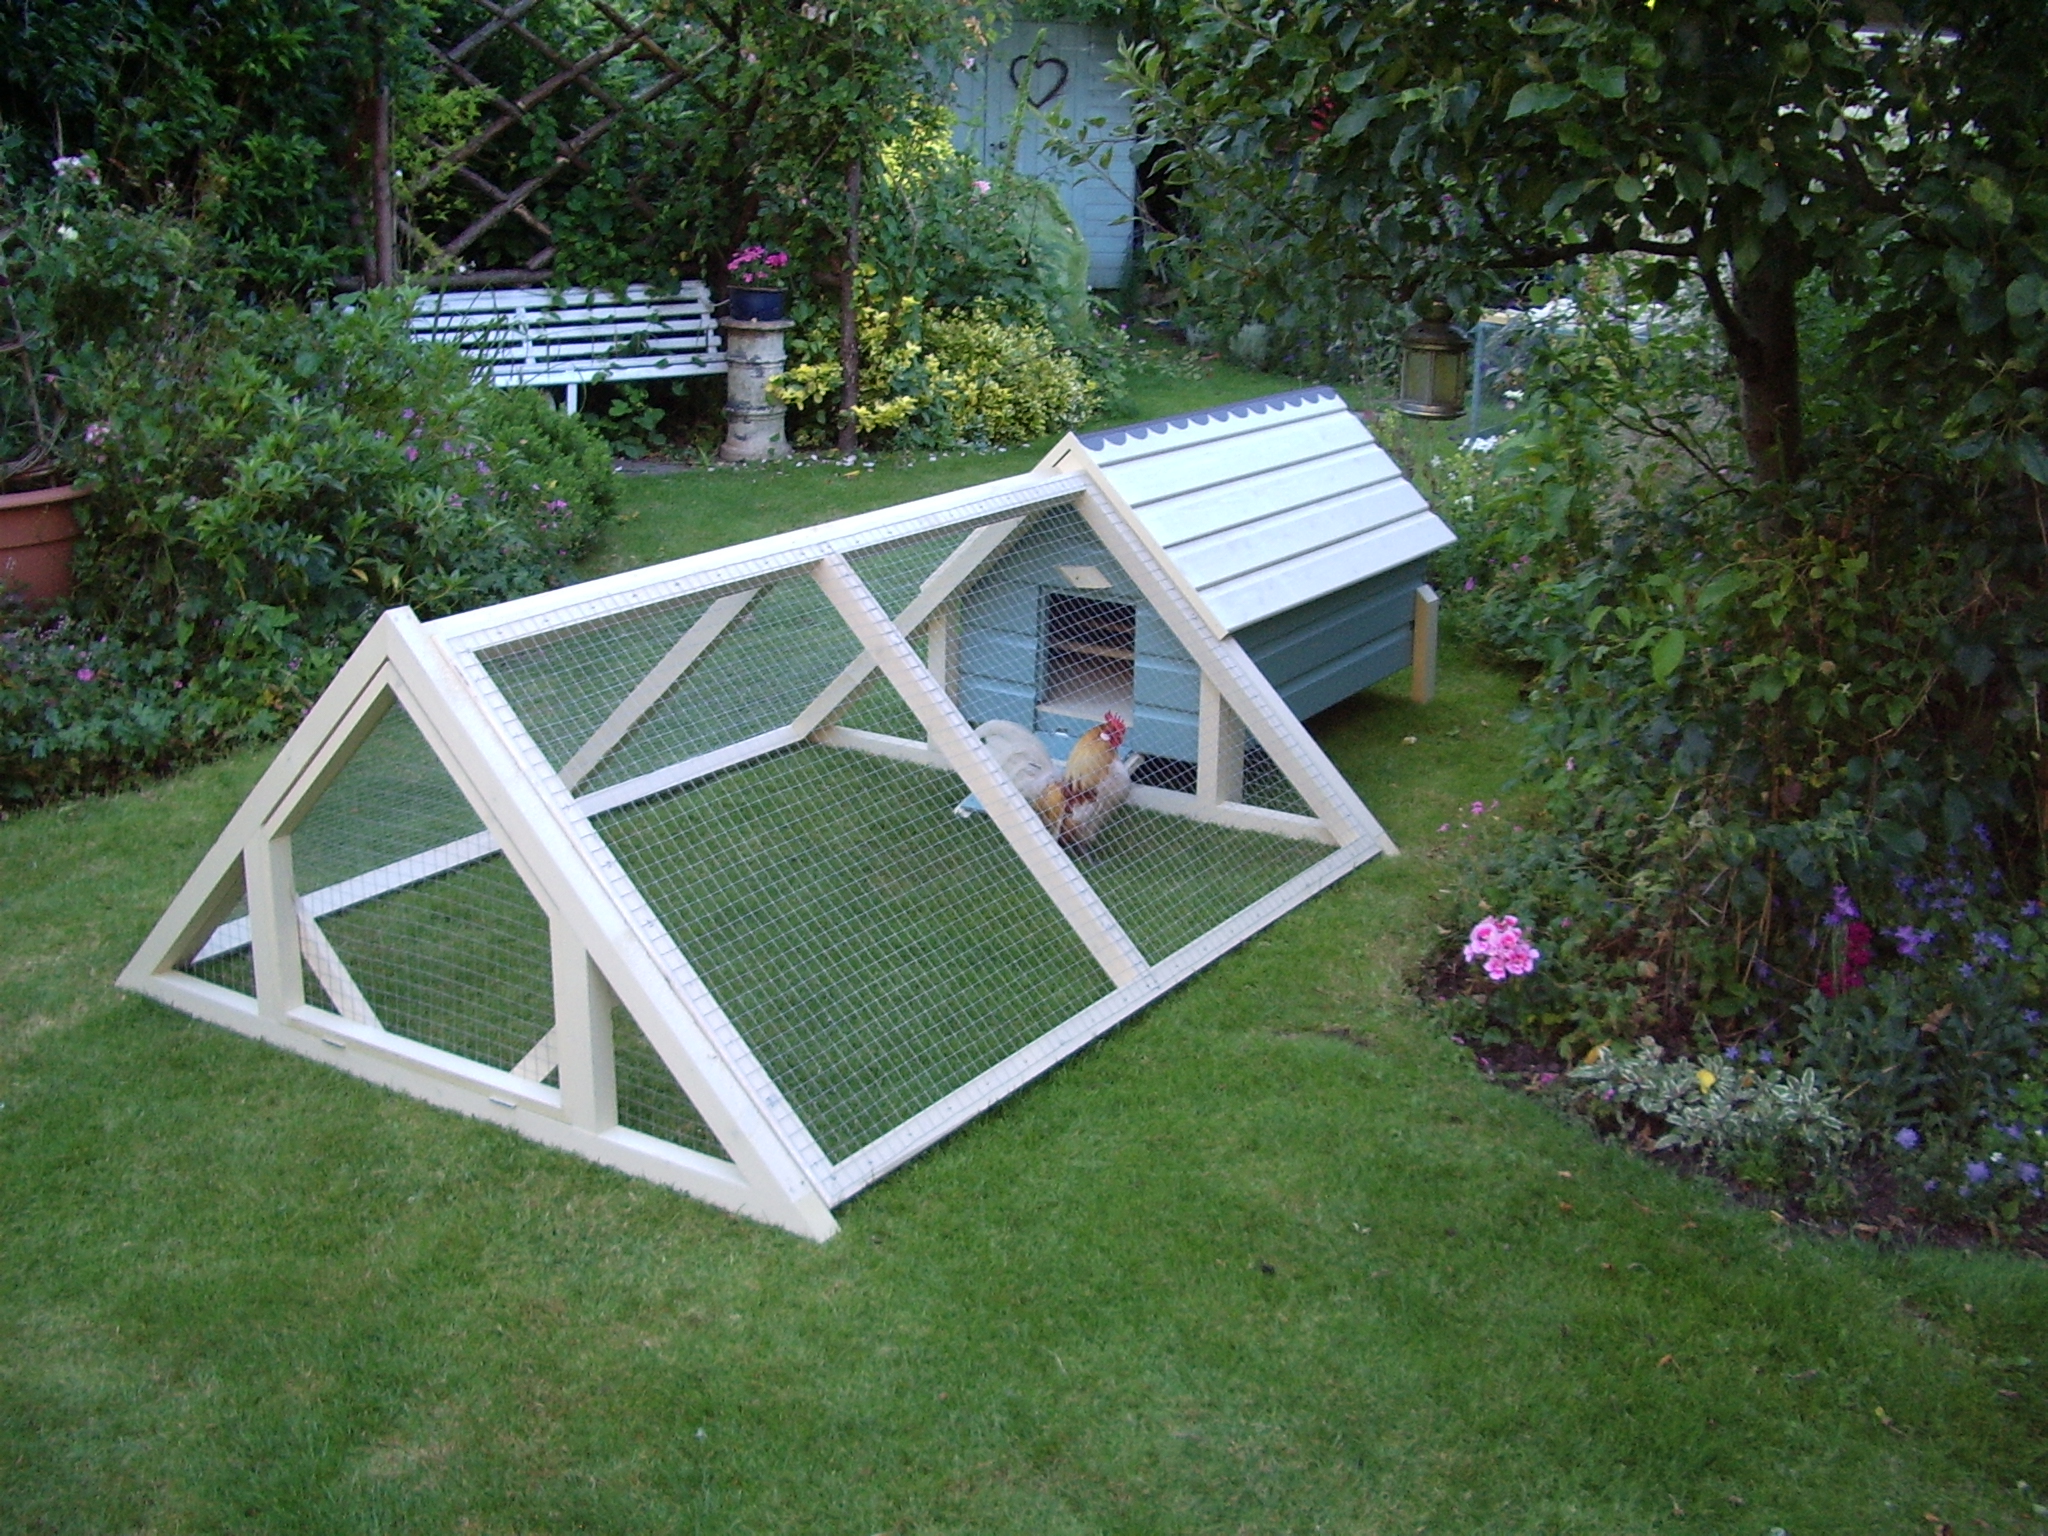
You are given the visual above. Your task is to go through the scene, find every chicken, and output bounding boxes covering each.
[973,713,1132,854]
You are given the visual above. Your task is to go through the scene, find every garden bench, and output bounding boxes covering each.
[408,282,727,413]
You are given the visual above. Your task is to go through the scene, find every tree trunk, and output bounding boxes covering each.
[1722,234,1805,482]
[836,158,863,456]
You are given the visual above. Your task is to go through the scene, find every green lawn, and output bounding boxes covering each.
[3,355,2046,1533]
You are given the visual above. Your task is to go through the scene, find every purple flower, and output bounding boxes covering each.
[404,445,419,462]
[1925,1178,1941,1192]
[2021,1163,2041,1185]
[400,408,415,420]
[2023,900,2042,919]
[1965,1160,1991,1185]
[74,666,95,682]
[1974,930,2011,954]
[1824,885,1860,926]
[1463,576,1476,591]
[1759,1049,1774,1064]
[1892,925,1935,958]
[1895,1127,1921,1150]
[1724,1045,1741,1060]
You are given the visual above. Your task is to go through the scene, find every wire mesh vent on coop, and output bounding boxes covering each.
[126,477,1394,1239]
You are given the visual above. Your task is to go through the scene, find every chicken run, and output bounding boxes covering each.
[125,393,1446,1238]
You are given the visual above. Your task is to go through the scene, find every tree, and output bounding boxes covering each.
[1131,1,2048,484]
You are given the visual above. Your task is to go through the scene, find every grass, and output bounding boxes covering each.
[3,353,2047,1533]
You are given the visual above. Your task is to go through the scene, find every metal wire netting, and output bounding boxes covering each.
[1242,739,1316,818]
[557,578,871,798]
[612,1005,725,1158]
[480,590,723,779]
[952,551,1328,964]
[596,742,1111,1163]
[291,702,556,1074]
[179,847,255,994]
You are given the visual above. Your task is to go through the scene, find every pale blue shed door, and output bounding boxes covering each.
[949,21,1138,291]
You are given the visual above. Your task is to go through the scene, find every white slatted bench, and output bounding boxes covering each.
[408,282,727,412]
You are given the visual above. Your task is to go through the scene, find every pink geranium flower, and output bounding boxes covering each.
[1463,913,1540,982]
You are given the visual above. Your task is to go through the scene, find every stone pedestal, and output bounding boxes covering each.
[719,317,795,463]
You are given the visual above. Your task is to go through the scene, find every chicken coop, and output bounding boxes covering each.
[123,394,1441,1241]
[1010,385,1456,764]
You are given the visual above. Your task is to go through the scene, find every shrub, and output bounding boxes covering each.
[1420,267,2048,1183]
[0,194,617,804]
[1568,1039,1855,1183]
[772,297,1099,449]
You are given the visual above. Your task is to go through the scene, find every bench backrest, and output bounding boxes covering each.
[409,283,727,389]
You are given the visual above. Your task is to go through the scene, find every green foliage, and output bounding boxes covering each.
[1134,1,2048,481]
[65,288,612,632]
[0,0,434,294]
[773,297,1100,448]
[862,128,1094,336]
[1887,1073,2048,1226]
[1425,272,2048,1163]
[0,199,615,802]
[1569,1038,1856,1178]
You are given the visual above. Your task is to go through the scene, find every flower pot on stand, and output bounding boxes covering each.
[728,287,787,323]
[0,484,85,606]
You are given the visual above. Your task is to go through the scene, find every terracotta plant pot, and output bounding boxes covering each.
[0,484,86,605]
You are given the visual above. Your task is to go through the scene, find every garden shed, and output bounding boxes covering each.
[124,462,1399,1240]
[954,386,1454,772]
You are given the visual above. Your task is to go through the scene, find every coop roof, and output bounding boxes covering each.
[1041,385,1454,636]
[123,465,1395,1243]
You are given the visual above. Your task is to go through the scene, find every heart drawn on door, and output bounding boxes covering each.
[1008,54,1070,109]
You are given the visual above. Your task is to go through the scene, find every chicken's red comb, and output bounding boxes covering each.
[1101,711,1127,743]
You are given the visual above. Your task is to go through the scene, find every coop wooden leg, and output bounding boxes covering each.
[1411,584,1440,705]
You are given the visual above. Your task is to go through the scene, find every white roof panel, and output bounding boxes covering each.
[1045,386,1455,632]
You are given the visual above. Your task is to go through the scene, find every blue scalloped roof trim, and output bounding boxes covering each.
[1075,384,1343,451]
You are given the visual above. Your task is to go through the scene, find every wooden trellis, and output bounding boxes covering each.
[370,0,713,286]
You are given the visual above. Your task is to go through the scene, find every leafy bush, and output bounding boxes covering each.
[0,192,616,804]
[1421,268,2048,1190]
[1568,1039,1855,1183]
[772,297,1099,449]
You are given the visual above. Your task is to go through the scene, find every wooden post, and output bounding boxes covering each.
[1195,676,1244,808]
[553,922,618,1133]
[246,834,305,1022]
[925,597,961,703]
[1411,584,1439,705]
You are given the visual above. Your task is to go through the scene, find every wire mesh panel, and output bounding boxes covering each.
[1241,739,1315,817]
[480,590,727,778]
[179,864,254,996]
[596,741,1112,1162]
[291,701,556,1075]
[552,579,872,799]
[612,1005,725,1158]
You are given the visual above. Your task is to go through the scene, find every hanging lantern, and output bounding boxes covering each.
[1394,299,1471,419]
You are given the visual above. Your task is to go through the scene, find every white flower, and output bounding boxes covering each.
[57,225,79,242]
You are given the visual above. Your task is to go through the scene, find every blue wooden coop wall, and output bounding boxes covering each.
[956,506,1427,764]
[957,507,1203,762]
[1235,556,1430,723]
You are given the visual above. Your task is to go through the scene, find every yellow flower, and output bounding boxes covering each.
[1695,1069,1717,1093]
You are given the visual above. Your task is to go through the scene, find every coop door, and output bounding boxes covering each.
[1040,590,1135,726]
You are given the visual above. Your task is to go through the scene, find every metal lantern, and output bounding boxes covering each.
[1394,299,1472,419]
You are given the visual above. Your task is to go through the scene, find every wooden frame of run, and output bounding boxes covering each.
[123,469,1397,1241]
